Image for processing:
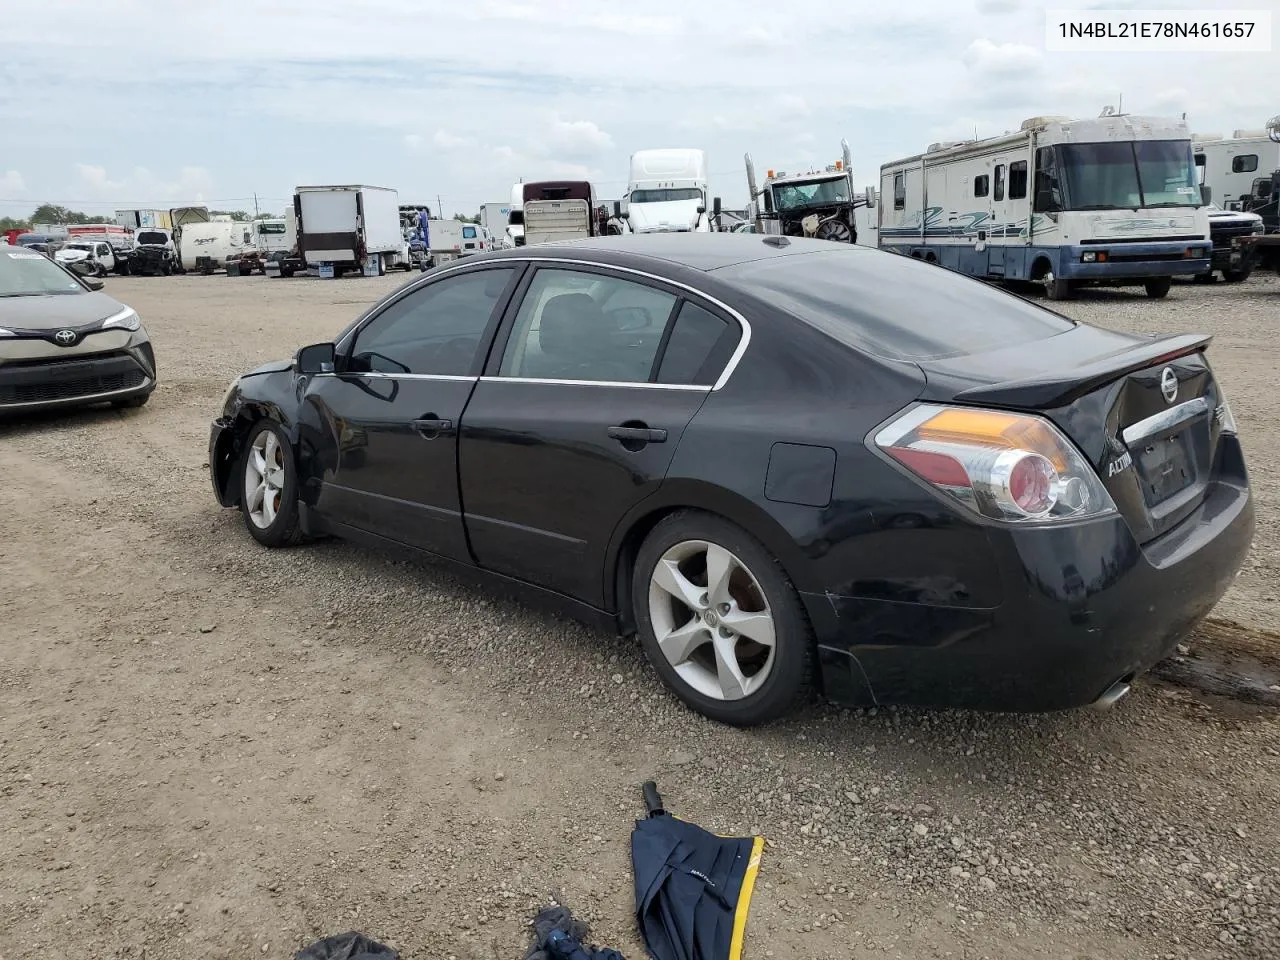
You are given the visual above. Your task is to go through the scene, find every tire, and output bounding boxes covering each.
[239,420,305,548]
[1221,267,1252,283]
[1144,277,1172,299]
[1044,272,1073,300]
[632,510,813,726]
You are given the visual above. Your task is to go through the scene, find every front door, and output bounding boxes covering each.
[459,264,743,606]
[303,264,522,561]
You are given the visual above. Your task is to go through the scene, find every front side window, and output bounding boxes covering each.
[348,267,515,376]
[993,164,1006,201]
[499,268,677,383]
[893,173,905,210]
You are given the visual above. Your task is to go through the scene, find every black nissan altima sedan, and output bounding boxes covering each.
[208,234,1254,726]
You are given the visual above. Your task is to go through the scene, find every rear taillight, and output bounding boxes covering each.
[873,404,1117,523]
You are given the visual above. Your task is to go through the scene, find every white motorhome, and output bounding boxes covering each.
[293,184,409,276]
[1193,129,1280,211]
[180,219,259,273]
[622,148,709,233]
[879,112,1212,299]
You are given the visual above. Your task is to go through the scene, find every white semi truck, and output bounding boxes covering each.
[619,148,710,234]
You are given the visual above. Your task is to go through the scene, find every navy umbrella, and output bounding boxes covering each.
[630,782,764,960]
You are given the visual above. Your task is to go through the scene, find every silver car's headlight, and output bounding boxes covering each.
[220,378,241,413]
[0,328,13,337]
[101,308,141,332]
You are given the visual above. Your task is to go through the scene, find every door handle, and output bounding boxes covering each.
[608,425,667,443]
[411,417,453,438]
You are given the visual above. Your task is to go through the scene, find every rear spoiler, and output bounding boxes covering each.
[954,333,1213,409]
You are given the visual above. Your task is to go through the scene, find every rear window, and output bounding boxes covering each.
[463,226,477,239]
[717,249,1076,361]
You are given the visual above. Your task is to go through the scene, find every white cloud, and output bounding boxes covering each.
[963,38,1043,78]
[546,114,613,155]
[433,129,474,149]
[0,170,24,193]
[75,164,214,203]
[974,0,1020,12]
[404,133,424,150]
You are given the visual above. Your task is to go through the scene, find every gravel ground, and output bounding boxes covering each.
[1,268,1278,960]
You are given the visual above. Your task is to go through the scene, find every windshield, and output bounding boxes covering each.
[629,187,703,204]
[257,222,286,234]
[1058,139,1199,210]
[63,242,94,252]
[0,248,84,297]
[137,231,168,245]
[770,178,850,211]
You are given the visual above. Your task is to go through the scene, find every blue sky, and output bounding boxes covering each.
[2,0,1278,218]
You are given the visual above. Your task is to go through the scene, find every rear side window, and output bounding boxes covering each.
[463,226,477,239]
[656,302,740,386]
[973,175,989,197]
[893,173,905,210]
[1008,161,1028,200]
[719,249,1075,362]
[1232,154,1258,173]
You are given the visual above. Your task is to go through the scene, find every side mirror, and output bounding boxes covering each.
[83,276,105,291]
[713,196,722,216]
[295,342,336,375]
[613,200,622,218]
[1035,189,1054,211]
[864,186,876,208]
[696,205,707,214]
[1200,185,1212,205]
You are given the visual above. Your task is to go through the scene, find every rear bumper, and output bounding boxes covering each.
[806,439,1255,711]
[0,346,156,414]
[1057,241,1211,281]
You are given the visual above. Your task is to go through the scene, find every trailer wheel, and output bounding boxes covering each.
[1144,277,1172,299]
[1221,267,1251,283]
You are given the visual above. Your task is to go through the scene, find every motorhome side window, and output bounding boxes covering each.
[1033,147,1062,212]
[893,173,905,210]
[973,175,989,198]
[1008,161,1028,200]
[1232,154,1259,174]
[993,164,1006,202]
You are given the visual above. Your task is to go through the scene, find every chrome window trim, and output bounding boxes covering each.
[478,376,711,392]
[1121,396,1210,447]
[310,371,477,382]
[335,255,752,391]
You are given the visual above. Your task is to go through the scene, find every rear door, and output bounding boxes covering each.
[303,264,523,561]
[458,263,742,606]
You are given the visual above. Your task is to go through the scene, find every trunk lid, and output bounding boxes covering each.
[918,326,1229,545]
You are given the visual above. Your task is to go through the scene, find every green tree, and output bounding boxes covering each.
[0,215,31,232]
[209,209,252,221]
[30,203,98,225]
[453,213,480,223]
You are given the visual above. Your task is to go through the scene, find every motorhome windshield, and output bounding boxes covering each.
[629,187,702,204]
[1057,140,1199,211]
[771,178,850,211]
[257,222,286,234]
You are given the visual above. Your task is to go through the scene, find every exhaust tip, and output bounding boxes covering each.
[1092,678,1133,711]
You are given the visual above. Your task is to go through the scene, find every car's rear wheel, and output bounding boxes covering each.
[632,511,813,726]
[240,420,304,547]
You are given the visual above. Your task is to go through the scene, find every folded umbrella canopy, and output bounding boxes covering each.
[630,782,764,960]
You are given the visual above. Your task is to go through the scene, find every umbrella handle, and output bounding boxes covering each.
[642,780,665,817]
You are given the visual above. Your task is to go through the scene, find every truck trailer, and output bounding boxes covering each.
[293,184,409,277]
[878,110,1211,299]
[521,181,601,245]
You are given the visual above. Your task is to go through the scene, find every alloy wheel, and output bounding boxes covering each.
[647,539,777,701]
[244,429,287,529]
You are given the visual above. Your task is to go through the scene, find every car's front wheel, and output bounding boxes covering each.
[632,511,813,726]
[240,420,304,547]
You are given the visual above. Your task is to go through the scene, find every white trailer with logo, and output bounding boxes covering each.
[1193,128,1280,211]
[878,112,1211,300]
[479,202,512,245]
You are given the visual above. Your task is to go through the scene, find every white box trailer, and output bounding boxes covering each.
[293,184,409,276]
[879,112,1211,300]
[479,201,511,243]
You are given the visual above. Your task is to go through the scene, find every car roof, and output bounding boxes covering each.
[485,233,878,273]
